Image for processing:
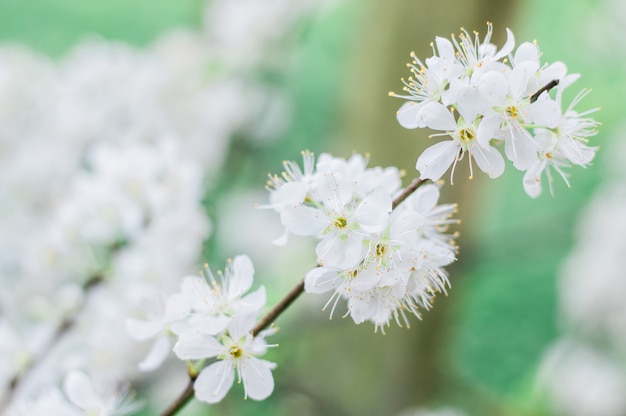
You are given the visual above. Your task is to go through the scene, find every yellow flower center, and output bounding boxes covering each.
[333,217,348,229]
[459,128,475,143]
[505,105,519,118]
[229,345,243,358]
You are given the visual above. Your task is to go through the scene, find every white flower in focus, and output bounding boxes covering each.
[392,40,463,129]
[271,152,393,269]
[180,255,266,335]
[173,314,276,403]
[298,179,457,331]
[451,23,515,78]
[523,89,599,198]
[477,62,560,170]
[392,24,599,197]
[416,88,505,182]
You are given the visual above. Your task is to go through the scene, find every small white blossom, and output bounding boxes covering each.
[270,152,460,331]
[173,314,276,403]
[392,24,599,196]
[179,255,266,335]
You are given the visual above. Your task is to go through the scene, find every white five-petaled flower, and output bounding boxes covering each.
[299,180,458,332]
[416,87,505,183]
[173,314,276,403]
[391,23,599,197]
[180,254,266,335]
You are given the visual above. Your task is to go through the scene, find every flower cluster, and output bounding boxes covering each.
[266,151,457,331]
[390,23,600,197]
[127,255,277,404]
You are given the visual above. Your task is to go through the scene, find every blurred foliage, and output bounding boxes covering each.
[0,0,203,56]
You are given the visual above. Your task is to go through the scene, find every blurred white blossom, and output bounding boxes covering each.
[0,0,328,409]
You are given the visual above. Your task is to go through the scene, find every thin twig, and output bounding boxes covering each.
[252,279,305,337]
[160,377,196,416]
[160,177,427,416]
[392,177,425,209]
[530,79,559,103]
[0,274,104,411]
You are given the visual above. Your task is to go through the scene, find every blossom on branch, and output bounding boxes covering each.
[266,152,457,332]
[391,23,600,197]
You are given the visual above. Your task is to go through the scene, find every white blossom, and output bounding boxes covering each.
[173,314,276,403]
[392,24,599,197]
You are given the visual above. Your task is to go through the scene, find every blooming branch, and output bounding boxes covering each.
[159,173,433,416]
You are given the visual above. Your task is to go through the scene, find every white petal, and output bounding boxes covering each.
[353,187,391,228]
[63,371,102,410]
[180,276,215,311]
[456,86,485,122]
[540,61,569,85]
[194,361,234,404]
[316,234,364,269]
[504,126,538,170]
[435,36,455,61]
[189,315,231,335]
[411,183,440,212]
[227,314,257,339]
[396,101,424,129]
[476,114,502,147]
[271,228,289,246]
[280,204,326,236]
[416,102,456,131]
[241,358,275,401]
[349,266,380,291]
[227,255,254,299]
[471,144,505,178]
[138,337,172,372]
[126,318,162,341]
[304,267,340,294]
[513,42,539,65]
[509,61,539,99]
[238,286,267,314]
[269,181,307,207]
[560,140,596,166]
[527,99,561,128]
[416,140,459,181]
[478,71,507,105]
[523,162,544,198]
[493,28,515,61]
[347,291,375,324]
[165,293,191,322]
[173,332,222,360]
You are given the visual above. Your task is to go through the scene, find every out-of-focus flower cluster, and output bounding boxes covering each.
[391,23,600,198]
[0,0,327,412]
[535,132,626,416]
[265,151,457,331]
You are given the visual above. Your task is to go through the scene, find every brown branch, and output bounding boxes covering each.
[392,177,425,209]
[160,376,196,416]
[160,177,427,415]
[530,79,559,103]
